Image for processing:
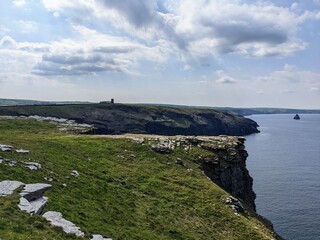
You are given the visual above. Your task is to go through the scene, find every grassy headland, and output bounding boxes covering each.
[0,103,259,136]
[0,118,280,239]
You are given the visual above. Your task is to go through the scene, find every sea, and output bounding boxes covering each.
[245,114,320,240]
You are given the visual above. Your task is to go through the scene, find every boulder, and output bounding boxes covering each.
[18,196,48,215]
[0,180,24,197]
[42,211,84,237]
[20,183,52,201]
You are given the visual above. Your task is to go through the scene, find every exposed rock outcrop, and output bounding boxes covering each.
[0,144,13,152]
[20,183,52,201]
[0,143,31,159]
[0,179,112,238]
[24,162,41,171]
[91,234,112,240]
[0,180,24,196]
[225,196,244,215]
[16,149,30,154]
[0,115,95,134]
[71,170,80,177]
[151,139,175,153]
[42,211,85,237]
[199,137,256,211]
[0,143,29,153]
[0,154,41,171]
[18,183,52,215]
[19,196,48,215]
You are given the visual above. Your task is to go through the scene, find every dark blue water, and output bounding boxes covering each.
[245,114,320,240]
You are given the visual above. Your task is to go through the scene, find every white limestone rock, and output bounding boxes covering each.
[225,196,244,215]
[0,180,24,197]
[42,211,84,237]
[8,161,17,167]
[24,162,41,171]
[20,183,52,201]
[70,170,79,177]
[18,196,48,215]
[16,149,30,154]
[91,234,112,240]
[0,144,13,152]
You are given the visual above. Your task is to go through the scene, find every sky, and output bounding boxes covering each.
[0,0,319,109]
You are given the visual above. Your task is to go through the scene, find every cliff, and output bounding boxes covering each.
[0,103,259,136]
[125,135,256,210]
[198,137,256,210]
[0,117,281,240]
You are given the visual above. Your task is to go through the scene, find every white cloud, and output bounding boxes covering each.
[13,0,26,7]
[0,36,17,49]
[257,64,320,84]
[215,70,237,84]
[17,20,39,33]
[0,25,168,77]
[40,0,319,60]
[247,39,307,57]
[310,87,319,91]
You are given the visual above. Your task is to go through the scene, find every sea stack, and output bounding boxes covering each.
[293,114,300,120]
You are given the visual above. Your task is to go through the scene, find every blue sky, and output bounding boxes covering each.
[0,0,319,108]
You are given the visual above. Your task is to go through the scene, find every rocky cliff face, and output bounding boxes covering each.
[122,135,256,211]
[198,137,256,211]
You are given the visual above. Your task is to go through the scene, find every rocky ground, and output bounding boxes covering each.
[0,144,111,240]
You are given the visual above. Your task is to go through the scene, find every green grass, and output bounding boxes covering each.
[0,119,278,239]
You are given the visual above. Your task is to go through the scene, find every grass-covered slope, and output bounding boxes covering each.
[0,98,90,106]
[0,118,280,240]
[0,99,46,106]
[0,103,259,136]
